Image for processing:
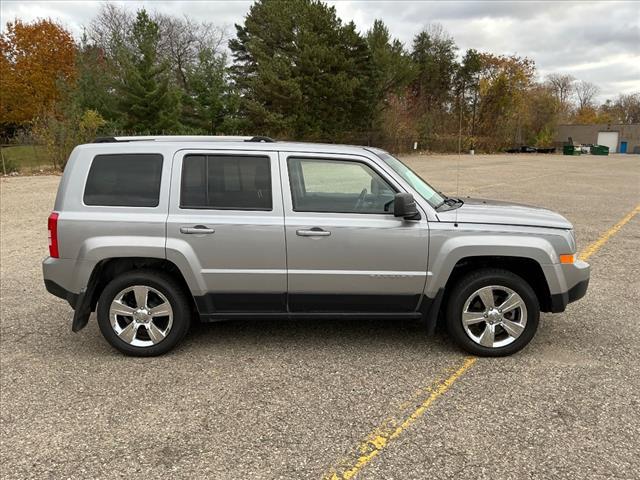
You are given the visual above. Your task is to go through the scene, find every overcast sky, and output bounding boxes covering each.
[2,0,638,101]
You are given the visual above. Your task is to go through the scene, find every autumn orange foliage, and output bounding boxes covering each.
[0,19,76,125]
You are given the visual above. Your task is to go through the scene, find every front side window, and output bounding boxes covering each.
[288,157,396,214]
[84,154,163,207]
[181,155,272,210]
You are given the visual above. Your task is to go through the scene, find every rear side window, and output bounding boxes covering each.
[84,154,163,207]
[181,155,272,210]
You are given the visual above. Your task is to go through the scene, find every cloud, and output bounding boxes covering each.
[0,1,253,37]
[2,0,638,100]
[338,1,640,100]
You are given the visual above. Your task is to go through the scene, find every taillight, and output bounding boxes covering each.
[48,212,59,258]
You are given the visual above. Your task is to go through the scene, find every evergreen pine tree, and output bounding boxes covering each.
[118,10,180,133]
[182,48,228,133]
[230,0,375,140]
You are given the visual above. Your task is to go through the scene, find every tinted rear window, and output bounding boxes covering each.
[181,155,272,210]
[84,154,163,207]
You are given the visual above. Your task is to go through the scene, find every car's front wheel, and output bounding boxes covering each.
[446,268,540,356]
[96,270,191,356]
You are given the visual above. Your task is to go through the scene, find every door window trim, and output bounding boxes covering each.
[179,153,273,211]
[286,156,398,215]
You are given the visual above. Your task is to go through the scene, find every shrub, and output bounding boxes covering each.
[32,109,106,169]
[0,148,19,174]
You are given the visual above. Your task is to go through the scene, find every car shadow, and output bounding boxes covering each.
[183,315,455,354]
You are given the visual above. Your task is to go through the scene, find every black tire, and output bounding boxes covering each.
[445,268,540,357]
[97,269,191,356]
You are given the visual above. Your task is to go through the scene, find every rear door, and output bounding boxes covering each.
[280,151,430,313]
[166,149,286,315]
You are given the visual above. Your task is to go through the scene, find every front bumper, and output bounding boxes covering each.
[550,278,590,313]
[549,259,590,313]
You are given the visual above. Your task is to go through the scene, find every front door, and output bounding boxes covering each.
[280,152,429,313]
[166,150,286,314]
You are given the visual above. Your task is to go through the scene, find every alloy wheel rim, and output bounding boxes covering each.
[109,285,173,347]
[461,285,527,348]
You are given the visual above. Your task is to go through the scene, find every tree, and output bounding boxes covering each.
[87,3,133,72]
[600,93,640,124]
[33,108,107,169]
[546,73,574,106]
[455,49,483,141]
[154,13,226,90]
[364,20,413,145]
[183,47,230,132]
[574,80,599,110]
[410,24,457,112]
[475,54,536,148]
[523,84,559,146]
[572,105,605,124]
[155,17,231,133]
[117,10,180,132]
[366,20,413,115]
[0,19,76,127]
[72,33,120,123]
[229,0,375,140]
[409,24,458,147]
[88,4,229,132]
[91,5,226,91]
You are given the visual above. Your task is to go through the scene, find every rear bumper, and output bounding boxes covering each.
[43,256,100,332]
[549,259,590,313]
[42,256,97,305]
[44,279,78,309]
[43,256,79,309]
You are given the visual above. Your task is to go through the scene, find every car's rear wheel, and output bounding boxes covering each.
[446,268,540,356]
[97,270,191,356]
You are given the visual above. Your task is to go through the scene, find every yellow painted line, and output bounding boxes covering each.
[578,204,640,261]
[322,205,638,479]
[322,357,477,480]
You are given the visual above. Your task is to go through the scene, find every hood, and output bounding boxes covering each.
[437,197,572,229]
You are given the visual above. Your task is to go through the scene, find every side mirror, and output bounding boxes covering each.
[393,193,421,220]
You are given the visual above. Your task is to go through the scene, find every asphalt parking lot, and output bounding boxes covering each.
[1,153,639,479]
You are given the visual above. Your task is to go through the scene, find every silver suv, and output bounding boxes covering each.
[43,136,590,356]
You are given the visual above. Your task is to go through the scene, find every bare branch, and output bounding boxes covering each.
[152,12,228,89]
[546,73,574,105]
[574,80,600,110]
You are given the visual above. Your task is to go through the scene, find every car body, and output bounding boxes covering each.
[43,136,590,356]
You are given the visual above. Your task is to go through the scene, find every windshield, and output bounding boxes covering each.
[374,151,446,208]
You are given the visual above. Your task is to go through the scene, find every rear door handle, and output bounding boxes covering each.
[296,228,331,237]
[180,225,215,234]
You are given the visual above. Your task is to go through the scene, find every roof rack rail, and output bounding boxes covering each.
[92,135,276,144]
[245,136,275,143]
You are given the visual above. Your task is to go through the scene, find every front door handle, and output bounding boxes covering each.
[296,228,331,237]
[180,225,215,234]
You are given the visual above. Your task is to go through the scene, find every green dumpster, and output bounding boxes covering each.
[563,145,580,155]
[591,144,609,155]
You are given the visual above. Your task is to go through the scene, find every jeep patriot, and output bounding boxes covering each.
[43,136,590,356]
